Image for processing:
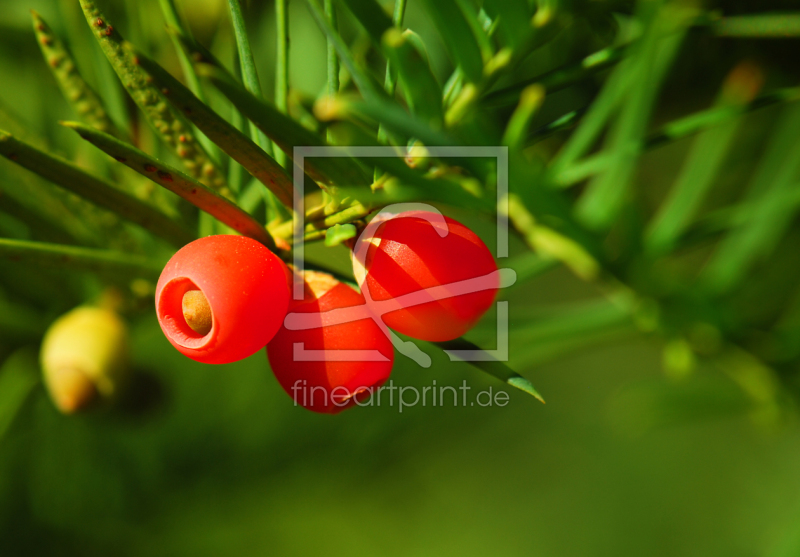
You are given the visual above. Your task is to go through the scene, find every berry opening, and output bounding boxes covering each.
[157,277,215,349]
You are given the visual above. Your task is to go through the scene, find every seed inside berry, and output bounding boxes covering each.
[182,290,212,335]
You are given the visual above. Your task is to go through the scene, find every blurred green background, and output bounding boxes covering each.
[2,0,800,555]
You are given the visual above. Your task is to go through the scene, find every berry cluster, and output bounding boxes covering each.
[155,211,498,413]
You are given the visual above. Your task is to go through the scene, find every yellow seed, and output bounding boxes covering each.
[182,290,212,335]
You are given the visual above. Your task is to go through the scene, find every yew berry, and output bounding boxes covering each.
[155,235,290,364]
[267,270,394,414]
[354,210,498,342]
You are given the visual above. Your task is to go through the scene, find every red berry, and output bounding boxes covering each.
[155,235,289,364]
[267,270,394,414]
[355,210,498,342]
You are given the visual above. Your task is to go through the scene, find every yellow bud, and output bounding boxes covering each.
[40,306,129,414]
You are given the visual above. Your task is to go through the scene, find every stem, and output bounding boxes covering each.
[270,202,371,241]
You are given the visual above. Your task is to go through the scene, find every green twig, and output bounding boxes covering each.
[130,47,295,208]
[31,11,121,138]
[270,202,371,241]
[77,0,228,193]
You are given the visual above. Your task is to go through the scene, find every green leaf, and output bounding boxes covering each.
[0,237,163,279]
[64,122,278,250]
[31,11,122,138]
[576,6,687,229]
[130,47,296,208]
[323,223,357,247]
[338,0,393,46]
[501,85,545,151]
[711,12,800,38]
[452,0,494,65]
[701,103,800,294]
[504,192,600,280]
[158,0,223,165]
[325,123,491,212]
[548,59,631,174]
[199,64,369,188]
[504,251,559,288]
[382,29,443,128]
[170,27,230,73]
[417,0,485,83]
[320,95,455,147]
[433,337,545,403]
[77,0,228,194]
[552,87,800,188]
[0,349,39,441]
[303,0,386,101]
[325,0,340,142]
[527,108,582,145]
[376,0,408,149]
[480,0,532,49]
[227,0,273,157]
[0,188,75,243]
[646,87,800,150]
[645,64,761,255]
[0,130,193,247]
[506,297,635,368]
[483,43,627,108]
[0,174,101,247]
[275,0,290,169]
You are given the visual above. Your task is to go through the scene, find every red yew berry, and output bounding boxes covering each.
[354,210,498,342]
[156,235,289,364]
[267,270,394,414]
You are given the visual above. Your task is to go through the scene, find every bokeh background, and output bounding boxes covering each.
[2,0,800,555]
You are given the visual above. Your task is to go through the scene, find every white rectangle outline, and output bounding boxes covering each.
[292,146,509,363]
